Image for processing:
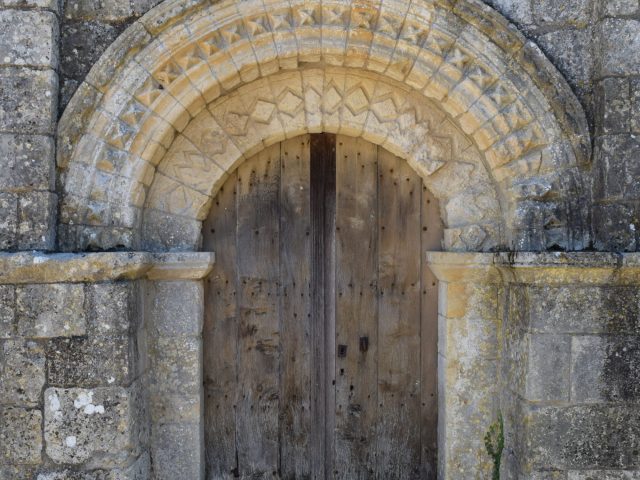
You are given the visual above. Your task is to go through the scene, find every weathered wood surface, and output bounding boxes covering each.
[235,143,282,478]
[279,136,312,479]
[334,136,378,479]
[375,147,422,479]
[203,134,441,479]
[203,172,239,480]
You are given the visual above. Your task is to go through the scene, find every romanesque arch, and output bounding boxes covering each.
[57,0,591,254]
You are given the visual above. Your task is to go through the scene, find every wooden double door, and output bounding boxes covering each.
[203,134,440,480]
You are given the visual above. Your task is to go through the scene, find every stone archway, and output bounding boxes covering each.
[57,0,590,254]
[54,0,592,477]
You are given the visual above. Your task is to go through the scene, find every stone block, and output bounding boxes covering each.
[631,78,640,134]
[0,10,58,68]
[146,281,203,336]
[0,465,37,480]
[599,19,640,76]
[569,472,640,479]
[533,0,592,26]
[36,452,151,479]
[593,135,640,202]
[483,0,533,25]
[0,134,55,193]
[0,339,45,405]
[526,404,640,470]
[63,0,133,22]
[0,286,15,338]
[0,406,42,464]
[149,335,201,395]
[0,192,18,250]
[16,284,86,338]
[150,423,202,480]
[88,282,137,335]
[44,386,139,467]
[47,334,135,388]
[572,335,640,403]
[141,209,202,251]
[528,285,640,334]
[59,20,124,110]
[525,334,571,402]
[600,0,639,17]
[0,67,57,134]
[0,0,60,13]
[17,191,57,250]
[527,473,568,480]
[593,203,638,252]
[150,392,200,425]
[535,28,593,95]
[596,78,631,135]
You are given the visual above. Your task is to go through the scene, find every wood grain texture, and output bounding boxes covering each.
[375,147,422,479]
[235,143,282,478]
[203,172,239,480]
[309,133,336,480]
[279,136,312,479]
[203,135,440,479]
[334,136,378,480]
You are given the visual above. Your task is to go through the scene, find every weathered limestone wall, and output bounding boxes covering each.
[430,252,640,479]
[0,0,58,250]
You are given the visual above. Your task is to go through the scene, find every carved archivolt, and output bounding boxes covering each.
[58,0,590,252]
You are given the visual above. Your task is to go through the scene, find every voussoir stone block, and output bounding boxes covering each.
[44,386,140,467]
[0,339,45,406]
[0,10,58,68]
[0,67,57,134]
[0,406,42,464]
[16,284,86,338]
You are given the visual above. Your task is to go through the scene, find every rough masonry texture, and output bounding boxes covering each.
[0,0,639,478]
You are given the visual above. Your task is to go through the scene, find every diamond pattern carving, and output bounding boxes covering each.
[250,100,277,124]
[278,90,304,117]
[344,86,370,116]
[377,15,400,38]
[294,6,317,26]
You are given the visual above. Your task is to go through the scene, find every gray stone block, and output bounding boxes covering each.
[0,134,55,193]
[526,334,571,402]
[147,281,203,336]
[483,0,533,25]
[46,334,135,388]
[63,0,133,22]
[593,135,640,202]
[599,19,640,76]
[150,423,202,480]
[526,404,640,470]
[0,406,42,464]
[569,471,640,480]
[596,78,631,135]
[593,203,638,252]
[0,10,58,68]
[0,465,37,480]
[17,191,57,251]
[599,0,639,17]
[0,286,15,338]
[631,78,640,134]
[44,386,139,467]
[0,0,60,13]
[0,67,57,134]
[0,192,18,250]
[572,335,640,403]
[36,452,150,478]
[150,392,200,425]
[0,339,45,406]
[528,286,640,334]
[16,284,86,338]
[88,282,137,335]
[141,209,202,251]
[149,335,201,395]
[533,0,592,26]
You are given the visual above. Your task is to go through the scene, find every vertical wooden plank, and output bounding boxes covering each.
[375,147,423,479]
[310,133,336,480]
[334,135,378,479]
[235,144,281,478]
[279,135,312,479]
[203,173,239,480]
[420,183,442,479]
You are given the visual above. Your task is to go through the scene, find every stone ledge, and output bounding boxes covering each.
[0,251,215,284]
[427,251,640,285]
